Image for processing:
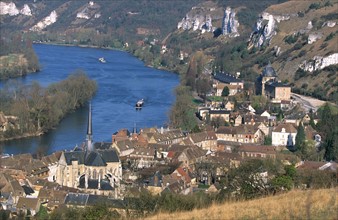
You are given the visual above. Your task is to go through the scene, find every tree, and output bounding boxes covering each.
[264,136,272,145]
[316,103,338,162]
[221,86,229,97]
[295,124,305,152]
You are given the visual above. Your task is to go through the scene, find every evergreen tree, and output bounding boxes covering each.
[295,124,305,153]
[221,86,229,97]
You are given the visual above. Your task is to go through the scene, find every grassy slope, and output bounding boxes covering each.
[146,188,337,220]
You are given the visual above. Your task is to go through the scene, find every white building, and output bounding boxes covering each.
[272,123,297,146]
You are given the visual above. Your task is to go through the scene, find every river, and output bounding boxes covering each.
[0,44,179,155]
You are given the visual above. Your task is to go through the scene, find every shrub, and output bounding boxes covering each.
[325,32,335,41]
[309,3,321,10]
[294,68,308,80]
[284,34,299,44]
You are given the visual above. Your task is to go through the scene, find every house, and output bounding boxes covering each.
[16,197,41,216]
[238,145,277,159]
[41,152,62,182]
[168,145,206,168]
[216,125,265,144]
[148,143,170,159]
[215,83,242,96]
[242,114,269,126]
[284,112,306,126]
[128,148,156,168]
[256,63,291,102]
[112,139,135,157]
[0,173,26,204]
[214,72,244,89]
[112,129,130,143]
[0,192,14,211]
[209,110,231,122]
[265,82,291,103]
[147,129,185,145]
[1,154,49,178]
[188,131,217,151]
[146,171,163,195]
[272,123,297,146]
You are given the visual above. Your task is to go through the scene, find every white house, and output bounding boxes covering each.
[272,123,297,146]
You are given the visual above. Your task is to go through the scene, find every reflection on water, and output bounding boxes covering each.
[0,44,179,155]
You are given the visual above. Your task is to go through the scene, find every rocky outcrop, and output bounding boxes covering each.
[322,21,336,28]
[76,1,100,20]
[0,2,32,16]
[177,6,239,36]
[307,33,323,44]
[30,10,58,31]
[221,7,239,37]
[299,53,338,72]
[248,12,290,49]
[177,14,213,33]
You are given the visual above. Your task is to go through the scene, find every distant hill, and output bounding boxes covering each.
[1,0,337,103]
[147,188,338,220]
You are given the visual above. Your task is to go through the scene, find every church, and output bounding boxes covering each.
[256,63,291,103]
[56,104,122,196]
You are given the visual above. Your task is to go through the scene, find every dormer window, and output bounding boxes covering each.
[282,128,286,133]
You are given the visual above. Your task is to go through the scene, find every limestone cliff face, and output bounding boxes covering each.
[248,12,289,49]
[177,5,240,37]
[221,7,239,37]
[299,53,338,72]
[30,11,58,31]
[0,1,32,16]
[177,14,214,33]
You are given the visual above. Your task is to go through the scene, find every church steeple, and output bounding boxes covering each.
[86,103,94,151]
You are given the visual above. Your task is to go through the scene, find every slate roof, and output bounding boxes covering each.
[63,149,119,166]
[64,193,89,206]
[94,142,112,150]
[273,123,297,133]
[16,197,39,210]
[209,110,231,115]
[65,193,126,208]
[189,131,217,143]
[214,72,242,83]
[266,81,290,88]
[238,145,276,154]
[262,63,277,77]
[216,124,260,135]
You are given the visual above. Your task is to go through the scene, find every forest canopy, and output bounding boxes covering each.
[0,70,97,140]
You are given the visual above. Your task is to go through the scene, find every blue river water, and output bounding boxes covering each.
[0,44,179,155]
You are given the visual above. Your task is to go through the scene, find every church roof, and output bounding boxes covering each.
[262,63,277,77]
[64,148,119,166]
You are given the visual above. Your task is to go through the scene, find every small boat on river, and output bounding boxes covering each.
[99,57,106,63]
[135,99,144,109]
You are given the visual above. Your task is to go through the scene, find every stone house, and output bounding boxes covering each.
[128,147,156,168]
[41,152,62,182]
[16,197,41,216]
[272,123,297,146]
[238,145,277,159]
[209,110,231,122]
[0,173,26,204]
[167,145,206,169]
[188,131,217,151]
[112,139,135,157]
[216,125,265,144]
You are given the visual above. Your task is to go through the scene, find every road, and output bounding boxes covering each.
[291,93,326,112]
